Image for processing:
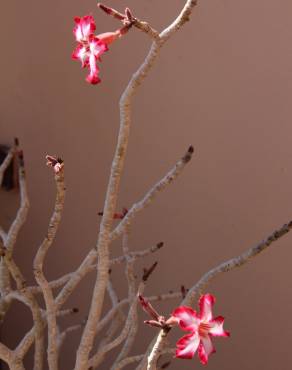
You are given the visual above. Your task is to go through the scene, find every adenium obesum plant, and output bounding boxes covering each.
[72,14,129,84]
[172,294,230,364]
[139,293,229,365]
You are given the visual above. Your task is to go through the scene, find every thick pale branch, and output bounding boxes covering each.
[88,283,145,369]
[15,308,77,360]
[0,227,6,243]
[0,341,13,365]
[0,149,28,323]
[90,280,126,369]
[12,285,183,359]
[0,257,11,322]
[0,341,26,369]
[159,0,198,42]
[74,38,163,369]
[146,328,170,370]
[0,147,45,368]
[1,250,44,370]
[33,160,66,370]
[132,18,160,40]
[5,152,29,253]
[27,242,163,295]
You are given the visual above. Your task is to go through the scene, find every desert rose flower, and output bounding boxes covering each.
[72,15,125,84]
[172,294,229,364]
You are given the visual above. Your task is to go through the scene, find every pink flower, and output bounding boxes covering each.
[72,15,122,85]
[172,294,230,365]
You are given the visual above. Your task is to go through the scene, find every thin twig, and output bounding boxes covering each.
[0,147,14,185]
[57,323,83,351]
[183,220,292,305]
[115,348,175,370]
[111,228,138,368]
[27,242,164,295]
[88,283,145,369]
[110,146,194,242]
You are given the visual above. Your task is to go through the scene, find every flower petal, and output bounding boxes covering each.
[89,36,108,58]
[199,294,215,322]
[86,53,100,85]
[198,335,216,365]
[209,316,230,337]
[72,44,89,67]
[175,332,200,359]
[73,15,96,42]
[172,306,200,332]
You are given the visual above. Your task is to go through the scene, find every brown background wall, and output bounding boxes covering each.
[1,0,292,369]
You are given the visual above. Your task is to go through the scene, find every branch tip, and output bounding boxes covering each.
[188,145,194,154]
[46,155,64,174]
[97,3,125,21]
[180,285,186,298]
[157,242,164,249]
[182,145,194,163]
[138,295,160,321]
[142,261,158,281]
[125,7,133,22]
[144,320,164,329]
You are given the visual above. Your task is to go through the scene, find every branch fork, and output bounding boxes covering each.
[98,3,160,40]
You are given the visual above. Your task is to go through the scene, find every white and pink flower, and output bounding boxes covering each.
[72,15,123,85]
[172,294,230,365]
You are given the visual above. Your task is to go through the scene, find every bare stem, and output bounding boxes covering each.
[111,228,138,368]
[0,147,14,185]
[141,219,292,369]
[5,151,29,253]
[111,146,194,241]
[33,160,66,370]
[147,328,170,370]
[88,283,145,369]
[1,250,44,370]
[183,219,292,305]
